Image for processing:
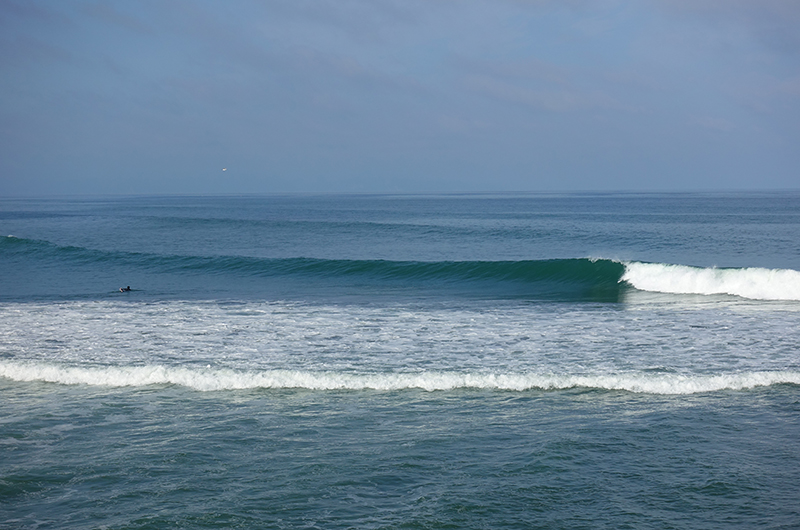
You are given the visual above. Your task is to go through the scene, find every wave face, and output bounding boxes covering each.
[621,262,800,301]
[2,235,622,281]
[2,361,798,394]
[4,235,800,301]
[1,236,626,301]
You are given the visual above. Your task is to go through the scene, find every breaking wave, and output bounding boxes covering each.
[621,262,800,301]
[1,361,798,395]
[4,235,799,301]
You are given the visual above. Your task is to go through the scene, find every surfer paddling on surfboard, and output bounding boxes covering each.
[120,286,131,292]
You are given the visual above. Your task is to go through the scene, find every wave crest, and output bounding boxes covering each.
[621,262,800,301]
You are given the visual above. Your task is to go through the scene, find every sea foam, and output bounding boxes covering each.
[621,262,800,301]
[2,361,798,394]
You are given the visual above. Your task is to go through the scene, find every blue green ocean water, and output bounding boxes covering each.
[1,193,800,529]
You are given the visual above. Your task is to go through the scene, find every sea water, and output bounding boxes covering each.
[1,193,799,529]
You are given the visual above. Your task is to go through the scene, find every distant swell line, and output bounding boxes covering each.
[1,362,798,394]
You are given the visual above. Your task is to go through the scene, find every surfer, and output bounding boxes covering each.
[120,286,131,292]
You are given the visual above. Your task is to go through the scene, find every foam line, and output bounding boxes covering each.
[1,361,798,394]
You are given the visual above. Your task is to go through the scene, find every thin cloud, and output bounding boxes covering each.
[656,0,800,55]
[80,2,151,34]
[694,116,735,132]
[465,74,624,113]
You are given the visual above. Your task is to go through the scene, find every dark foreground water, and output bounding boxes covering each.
[2,193,800,529]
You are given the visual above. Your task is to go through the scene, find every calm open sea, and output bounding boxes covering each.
[2,193,799,529]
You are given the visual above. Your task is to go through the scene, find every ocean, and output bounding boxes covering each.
[1,192,799,529]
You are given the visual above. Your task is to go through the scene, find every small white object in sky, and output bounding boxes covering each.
[222,168,227,171]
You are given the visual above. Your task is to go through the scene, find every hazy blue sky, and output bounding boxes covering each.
[1,0,798,195]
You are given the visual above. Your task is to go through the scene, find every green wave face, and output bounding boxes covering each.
[2,236,627,301]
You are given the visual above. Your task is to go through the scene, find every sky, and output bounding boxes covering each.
[1,0,798,195]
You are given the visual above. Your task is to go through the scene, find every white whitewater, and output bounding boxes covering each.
[622,262,800,301]
[2,361,799,395]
